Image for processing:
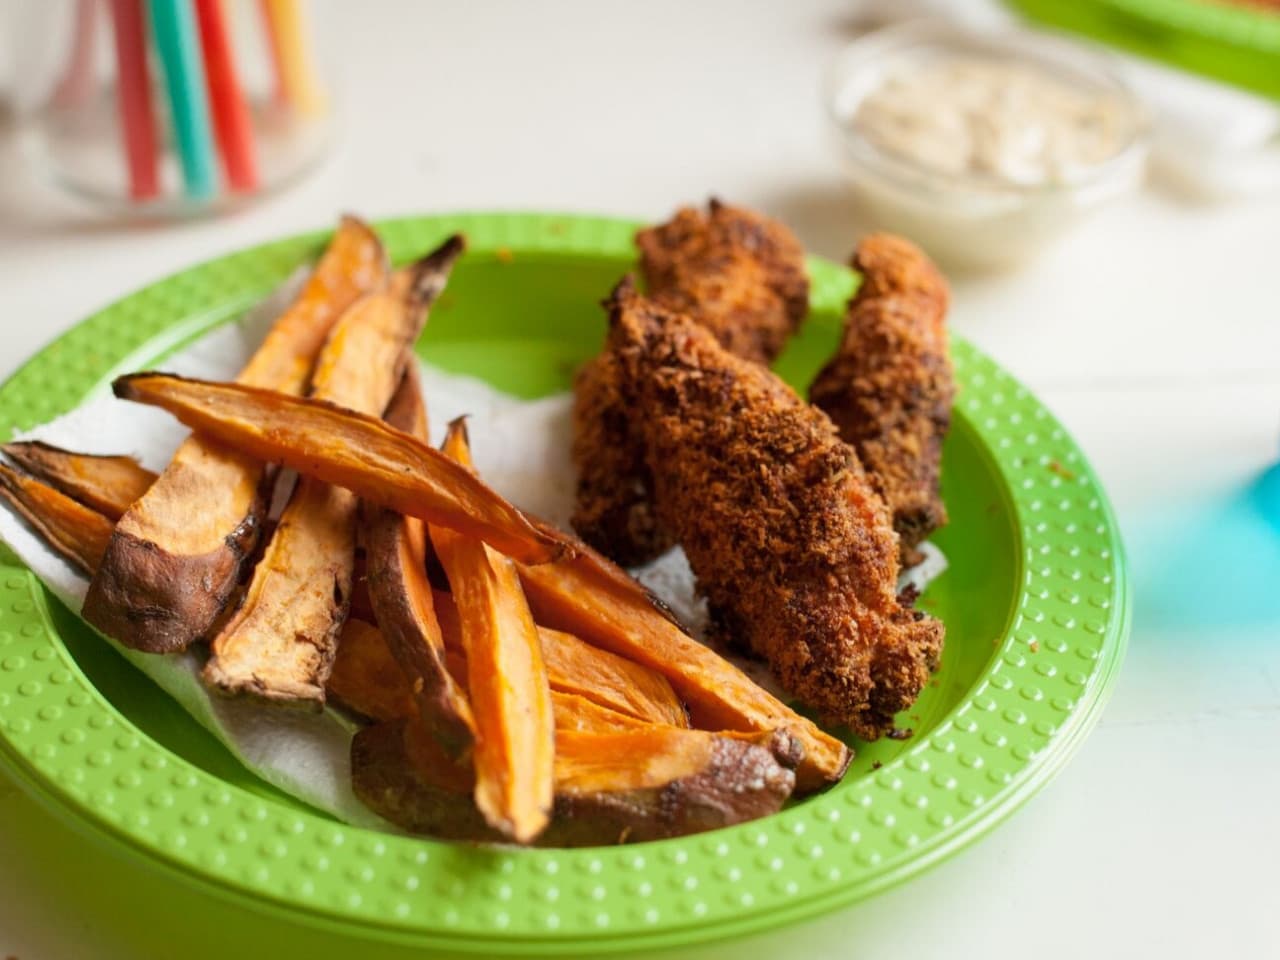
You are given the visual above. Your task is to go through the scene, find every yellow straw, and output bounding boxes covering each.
[262,0,325,115]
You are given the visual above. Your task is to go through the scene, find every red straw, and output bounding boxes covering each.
[107,0,159,201]
[194,0,260,192]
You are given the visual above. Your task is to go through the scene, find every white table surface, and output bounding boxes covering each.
[1,2,1278,957]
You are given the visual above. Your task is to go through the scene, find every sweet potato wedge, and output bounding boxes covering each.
[428,420,554,843]
[1,441,157,522]
[84,216,388,653]
[204,237,464,704]
[364,367,475,757]
[431,588,687,727]
[111,373,566,566]
[517,534,852,793]
[354,718,795,846]
[0,464,114,575]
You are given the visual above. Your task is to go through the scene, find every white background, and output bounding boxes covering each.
[1,1,1278,957]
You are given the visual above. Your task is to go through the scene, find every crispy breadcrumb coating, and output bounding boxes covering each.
[637,198,809,364]
[810,234,954,565]
[571,200,809,564]
[605,280,944,739]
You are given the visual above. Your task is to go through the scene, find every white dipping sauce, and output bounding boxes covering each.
[852,57,1131,186]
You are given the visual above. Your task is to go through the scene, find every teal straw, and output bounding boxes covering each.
[147,0,217,199]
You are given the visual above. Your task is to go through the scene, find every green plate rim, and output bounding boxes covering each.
[0,212,1130,953]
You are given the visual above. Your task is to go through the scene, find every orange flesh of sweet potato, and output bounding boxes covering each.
[538,626,687,727]
[550,692,648,733]
[517,536,852,793]
[363,368,475,756]
[553,726,713,795]
[326,618,415,722]
[428,420,554,843]
[430,588,686,727]
[357,718,795,846]
[111,373,566,566]
[0,464,114,576]
[1,442,157,522]
[85,216,388,653]
[204,238,463,704]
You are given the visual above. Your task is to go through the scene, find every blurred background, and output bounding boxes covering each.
[0,1,1277,958]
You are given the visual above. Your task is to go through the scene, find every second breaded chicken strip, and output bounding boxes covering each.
[810,235,954,565]
[605,280,944,740]
[572,200,809,566]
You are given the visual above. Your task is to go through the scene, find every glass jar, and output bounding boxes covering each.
[9,0,336,217]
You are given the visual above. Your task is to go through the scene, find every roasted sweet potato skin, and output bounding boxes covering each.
[204,238,464,704]
[353,719,795,847]
[1,441,157,522]
[364,368,475,757]
[0,464,114,575]
[85,216,387,654]
[112,373,567,566]
[353,720,504,842]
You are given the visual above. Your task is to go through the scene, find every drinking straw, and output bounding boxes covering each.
[148,0,218,199]
[194,0,259,192]
[258,0,326,115]
[53,0,99,108]
[107,0,160,200]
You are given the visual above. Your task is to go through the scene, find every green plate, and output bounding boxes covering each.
[0,213,1129,954]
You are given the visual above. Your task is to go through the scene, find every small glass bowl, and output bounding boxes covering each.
[823,21,1149,270]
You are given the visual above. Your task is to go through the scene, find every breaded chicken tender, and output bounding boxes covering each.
[605,280,944,740]
[809,235,954,565]
[572,200,809,565]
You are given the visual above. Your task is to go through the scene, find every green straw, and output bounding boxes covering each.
[147,0,217,199]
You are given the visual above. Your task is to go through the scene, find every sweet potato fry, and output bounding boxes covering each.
[205,237,464,704]
[428,420,554,843]
[1,441,156,522]
[517,534,852,793]
[111,373,566,566]
[354,718,795,846]
[431,588,687,727]
[85,216,388,653]
[548,726,796,846]
[364,368,475,757]
[0,464,113,575]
